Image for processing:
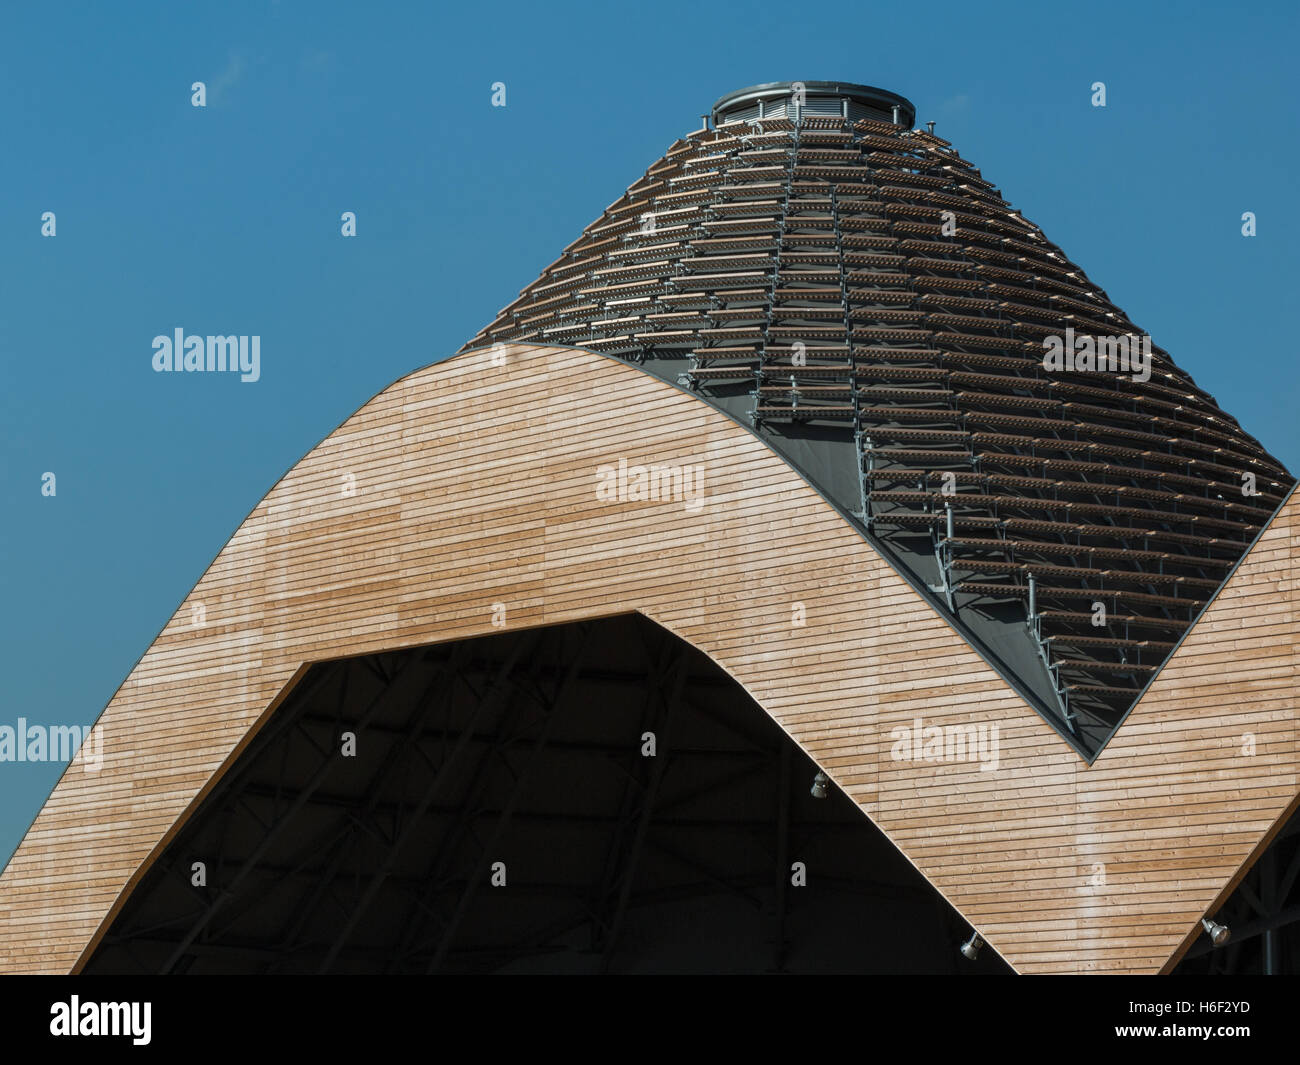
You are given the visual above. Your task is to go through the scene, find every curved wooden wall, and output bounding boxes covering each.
[0,343,1294,974]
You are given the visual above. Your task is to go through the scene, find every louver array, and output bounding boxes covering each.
[465,81,1293,754]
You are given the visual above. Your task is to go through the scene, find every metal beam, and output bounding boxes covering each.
[315,633,547,972]
[773,741,791,971]
[423,624,594,973]
[588,620,665,951]
[158,652,449,973]
[382,632,561,970]
[268,644,473,969]
[598,641,691,972]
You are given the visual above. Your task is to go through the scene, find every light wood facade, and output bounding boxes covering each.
[0,343,1295,974]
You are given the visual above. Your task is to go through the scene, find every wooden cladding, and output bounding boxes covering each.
[0,344,1294,974]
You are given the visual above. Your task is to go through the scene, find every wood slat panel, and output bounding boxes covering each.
[0,343,1294,974]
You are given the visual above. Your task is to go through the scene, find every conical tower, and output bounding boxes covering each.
[465,80,1294,755]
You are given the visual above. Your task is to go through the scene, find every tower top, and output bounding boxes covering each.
[710,80,916,128]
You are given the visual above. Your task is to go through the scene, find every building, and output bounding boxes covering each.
[2,81,1296,974]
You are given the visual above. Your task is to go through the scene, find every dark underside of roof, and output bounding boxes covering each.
[83,615,1014,975]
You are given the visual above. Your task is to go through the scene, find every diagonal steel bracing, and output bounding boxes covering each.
[422,623,595,973]
[158,651,456,972]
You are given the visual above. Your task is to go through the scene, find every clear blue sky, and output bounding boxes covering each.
[2,0,1297,867]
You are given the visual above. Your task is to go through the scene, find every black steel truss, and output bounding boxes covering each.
[84,613,1014,975]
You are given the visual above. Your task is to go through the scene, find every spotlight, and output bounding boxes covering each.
[959,932,984,960]
[1201,917,1231,947]
[810,771,829,799]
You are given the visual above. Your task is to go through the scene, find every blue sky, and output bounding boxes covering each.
[1,0,1297,867]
